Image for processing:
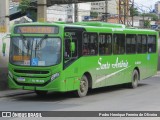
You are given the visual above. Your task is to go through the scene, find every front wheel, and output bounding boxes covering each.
[129,70,139,88]
[75,75,89,97]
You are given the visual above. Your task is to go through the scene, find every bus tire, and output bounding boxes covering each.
[129,70,139,88]
[35,90,48,97]
[75,75,89,97]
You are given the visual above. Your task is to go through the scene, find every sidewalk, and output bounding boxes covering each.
[0,89,34,98]
[157,71,160,74]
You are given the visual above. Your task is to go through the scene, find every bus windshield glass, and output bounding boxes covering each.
[10,37,61,66]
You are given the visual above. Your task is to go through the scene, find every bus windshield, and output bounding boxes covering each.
[10,37,61,66]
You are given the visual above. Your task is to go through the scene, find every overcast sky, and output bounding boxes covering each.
[134,0,158,11]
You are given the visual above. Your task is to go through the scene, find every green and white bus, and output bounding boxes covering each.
[4,22,158,97]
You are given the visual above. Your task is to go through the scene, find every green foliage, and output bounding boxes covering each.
[18,0,37,21]
[130,7,139,16]
[18,0,31,13]
[144,20,151,28]
[144,13,158,21]
[90,12,98,18]
[151,15,158,21]
[29,10,37,22]
[140,13,158,21]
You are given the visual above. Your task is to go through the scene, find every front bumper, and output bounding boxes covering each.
[8,75,66,92]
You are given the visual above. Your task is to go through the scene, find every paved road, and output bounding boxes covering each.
[0,74,160,120]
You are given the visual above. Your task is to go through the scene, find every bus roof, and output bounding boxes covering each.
[11,22,157,35]
[72,21,126,29]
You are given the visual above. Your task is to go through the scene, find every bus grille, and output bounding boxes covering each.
[14,69,49,74]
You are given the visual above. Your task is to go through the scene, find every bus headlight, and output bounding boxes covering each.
[8,71,13,78]
[51,73,60,81]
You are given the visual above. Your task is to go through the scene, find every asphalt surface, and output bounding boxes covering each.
[0,72,160,120]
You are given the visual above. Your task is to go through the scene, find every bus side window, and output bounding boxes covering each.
[126,34,136,54]
[137,35,142,53]
[113,34,125,54]
[83,33,89,55]
[99,34,112,55]
[137,35,147,54]
[142,35,147,53]
[148,35,156,53]
[82,32,98,55]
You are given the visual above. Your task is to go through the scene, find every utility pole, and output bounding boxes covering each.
[143,10,145,28]
[74,1,78,22]
[0,0,9,33]
[131,0,134,27]
[118,0,134,26]
[37,0,47,22]
[105,0,108,22]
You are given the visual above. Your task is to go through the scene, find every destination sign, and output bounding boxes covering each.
[14,26,59,34]
[13,55,30,61]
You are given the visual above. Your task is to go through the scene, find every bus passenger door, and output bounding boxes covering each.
[63,37,80,91]
[63,27,84,91]
[64,38,78,65]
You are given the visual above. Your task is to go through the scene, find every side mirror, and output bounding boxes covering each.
[70,42,75,53]
[2,42,6,56]
[2,33,10,56]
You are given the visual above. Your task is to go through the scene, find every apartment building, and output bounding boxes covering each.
[91,0,118,17]
[47,5,68,22]
[47,3,91,22]
[155,1,160,18]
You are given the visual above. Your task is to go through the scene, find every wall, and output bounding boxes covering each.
[0,35,10,90]
[0,0,10,90]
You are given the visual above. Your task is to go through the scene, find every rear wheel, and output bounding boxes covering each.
[35,90,48,97]
[75,75,89,97]
[129,70,139,88]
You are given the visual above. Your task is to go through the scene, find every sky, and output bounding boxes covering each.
[134,0,159,11]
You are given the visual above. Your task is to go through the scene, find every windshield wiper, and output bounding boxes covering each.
[20,34,28,49]
[35,34,48,49]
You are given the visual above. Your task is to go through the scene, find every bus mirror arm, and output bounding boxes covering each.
[2,33,10,56]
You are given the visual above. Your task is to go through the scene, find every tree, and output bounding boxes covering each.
[90,12,98,18]
[18,0,37,22]
[130,6,139,16]
[144,19,151,28]
[144,13,158,21]
[140,12,159,21]
[151,14,158,21]
[18,0,30,13]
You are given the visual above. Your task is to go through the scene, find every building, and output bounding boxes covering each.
[66,4,74,22]
[47,5,68,22]
[155,1,160,18]
[77,3,91,22]
[9,1,91,22]
[9,0,19,9]
[47,3,91,22]
[66,3,91,22]
[91,0,118,18]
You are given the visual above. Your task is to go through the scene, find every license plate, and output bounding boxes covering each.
[17,77,25,82]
